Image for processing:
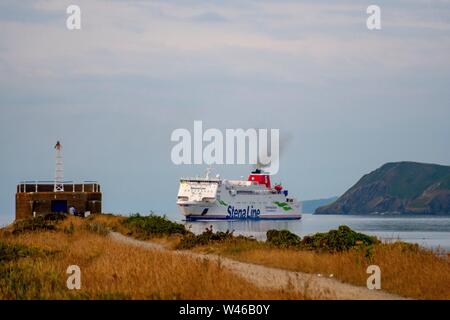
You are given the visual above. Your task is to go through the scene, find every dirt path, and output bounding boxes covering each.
[110,232,406,300]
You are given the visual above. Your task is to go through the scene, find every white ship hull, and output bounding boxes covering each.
[177,170,302,221]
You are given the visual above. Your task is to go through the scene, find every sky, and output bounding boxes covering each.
[1,0,450,225]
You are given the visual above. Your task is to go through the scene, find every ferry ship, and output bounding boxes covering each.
[177,168,301,220]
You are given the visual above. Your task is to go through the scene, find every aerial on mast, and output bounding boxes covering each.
[54,141,64,192]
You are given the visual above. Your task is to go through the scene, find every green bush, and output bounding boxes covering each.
[0,242,39,263]
[266,230,301,248]
[300,225,378,252]
[177,226,237,249]
[265,225,378,252]
[12,216,56,234]
[43,213,67,222]
[122,214,188,238]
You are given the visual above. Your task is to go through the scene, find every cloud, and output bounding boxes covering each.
[0,1,450,223]
[0,0,448,109]
[191,11,229,23]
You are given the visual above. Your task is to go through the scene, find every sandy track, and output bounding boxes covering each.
[110,232,406,300]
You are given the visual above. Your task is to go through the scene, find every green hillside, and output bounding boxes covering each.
[316,162,450,215]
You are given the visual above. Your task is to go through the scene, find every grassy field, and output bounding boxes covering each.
[86,213,450,299]
[111,214,450,300]
[0,215,306,300]
[2,213,449,300]
[193,239,450,300]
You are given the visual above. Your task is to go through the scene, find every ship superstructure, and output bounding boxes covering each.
[177,169,301,220]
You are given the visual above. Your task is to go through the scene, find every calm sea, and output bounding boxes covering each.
[183,214,450,251]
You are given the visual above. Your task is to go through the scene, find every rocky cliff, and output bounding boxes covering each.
[315,162,450,215]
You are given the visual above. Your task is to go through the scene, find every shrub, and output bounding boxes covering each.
[43,213,67,222]
[300,225,378,252]
[122,214,188,238]
[0,242,39,263]
[177,226,256,250]
[265,226,378,252]
[266,229,301,248]
[12,216,56,234]
[177,226,235,249]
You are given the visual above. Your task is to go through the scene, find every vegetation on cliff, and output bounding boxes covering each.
[315,161,450,215]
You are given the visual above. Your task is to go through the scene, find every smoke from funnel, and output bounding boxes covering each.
[256,131,292,170]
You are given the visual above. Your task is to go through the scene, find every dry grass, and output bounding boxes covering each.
[6,214,447,300]
[0,216,307,300]
[202,241,450,300]
[85,213,126,232]
[87,213,450,300]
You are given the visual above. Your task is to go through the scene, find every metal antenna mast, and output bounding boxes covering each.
[54,141,64,192]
